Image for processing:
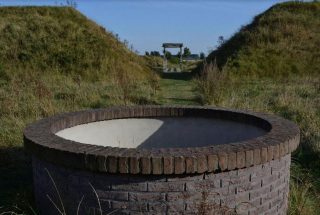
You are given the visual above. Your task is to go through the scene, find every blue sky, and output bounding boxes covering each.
[0,0,291,54]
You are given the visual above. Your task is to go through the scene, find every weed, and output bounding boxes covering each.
[194,60,228,105]
[45,168,66,215]
[289,163,320,215]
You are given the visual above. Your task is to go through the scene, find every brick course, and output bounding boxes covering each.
[33,154,290,215]
[24,106,300,175]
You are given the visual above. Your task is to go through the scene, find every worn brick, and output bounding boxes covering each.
[185,201,223,213]
[261,147,268,163]
[167,192,192,202]
[148,181,185,192]
[129,157,139,174]
[207,154,218,172]
[129,192,165,202]
[279,142,285,157]
[167,174,204,182]
[267,145,274,161]
[174,156,185,174]
[118,157,129,174]
[228,152,237,170]
[197,155,208,173]
[235,192,250,203]
[163,156,174,174]
[128,202,148,212]
[185,156,197,174]
[253,148,261,165]
[85,153,97,171]
[167,202,185,212]
[97,190,128,201]
[140,157,151,174]
[110,201,128,210]
[245,150,254,167]
[218,153,228,171]
[148,202,167,212]
[152,157,163,175]
[236,151,246,169]
[111,183,147,192]
[273,145,280,159]
[96,154,107,172]
[107,156,118,173]
[250,186,270,200]
[186,180,218,192]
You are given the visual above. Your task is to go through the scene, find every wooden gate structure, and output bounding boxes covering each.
[162,43,183,72]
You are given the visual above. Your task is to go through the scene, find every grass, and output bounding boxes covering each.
[0,72,159,215]
[0,2,319,215]
[194,61,228,105]
[0,6,152,81]
[194,2,320,214]
[219,77,320,211]
[157,72,199,105]
[199,2,320,78]
[194,73,320,214]
[0,6,158,214]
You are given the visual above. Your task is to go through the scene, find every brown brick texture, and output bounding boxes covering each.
[33,154,291,215]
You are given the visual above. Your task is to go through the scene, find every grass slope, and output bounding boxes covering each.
[203,2,320,77]
[0,6,151,80]
[0,6,157,213]
[194,2,320,214]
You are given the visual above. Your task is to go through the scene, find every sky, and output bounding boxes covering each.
[0,0,292,54]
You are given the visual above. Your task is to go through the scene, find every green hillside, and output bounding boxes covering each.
[0,7,157,213]
[194,2,320,214]
[0,6,151,80]
[202,2,320,77]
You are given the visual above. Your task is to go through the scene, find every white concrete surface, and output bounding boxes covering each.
[55,117,267,149]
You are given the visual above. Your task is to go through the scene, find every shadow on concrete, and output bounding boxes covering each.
[136,117,267,149]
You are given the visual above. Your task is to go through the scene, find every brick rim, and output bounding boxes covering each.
[23,106,300,175]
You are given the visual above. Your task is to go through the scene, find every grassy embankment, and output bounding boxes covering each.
[0,6,158,214]
[195,2,320,214]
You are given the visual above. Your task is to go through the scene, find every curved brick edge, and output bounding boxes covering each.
[24,106,300,175]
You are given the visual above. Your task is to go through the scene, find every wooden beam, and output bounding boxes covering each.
[162,43,183,48]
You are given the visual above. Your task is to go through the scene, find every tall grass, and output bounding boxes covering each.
[199,2,320,78]
[194,60,228,105]
[289,163,320,215]
[0,6,159,214]
[0,7,152,81]
[200,75,320,214]
[195,3,320,213]
[196,68,320,215]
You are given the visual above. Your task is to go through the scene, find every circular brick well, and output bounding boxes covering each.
[24,106,300,215]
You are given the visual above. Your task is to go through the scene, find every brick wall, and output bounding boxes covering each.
[33,154,290,215]
[26,106,299,214]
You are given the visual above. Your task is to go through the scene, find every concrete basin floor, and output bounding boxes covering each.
[56,117,267,149]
